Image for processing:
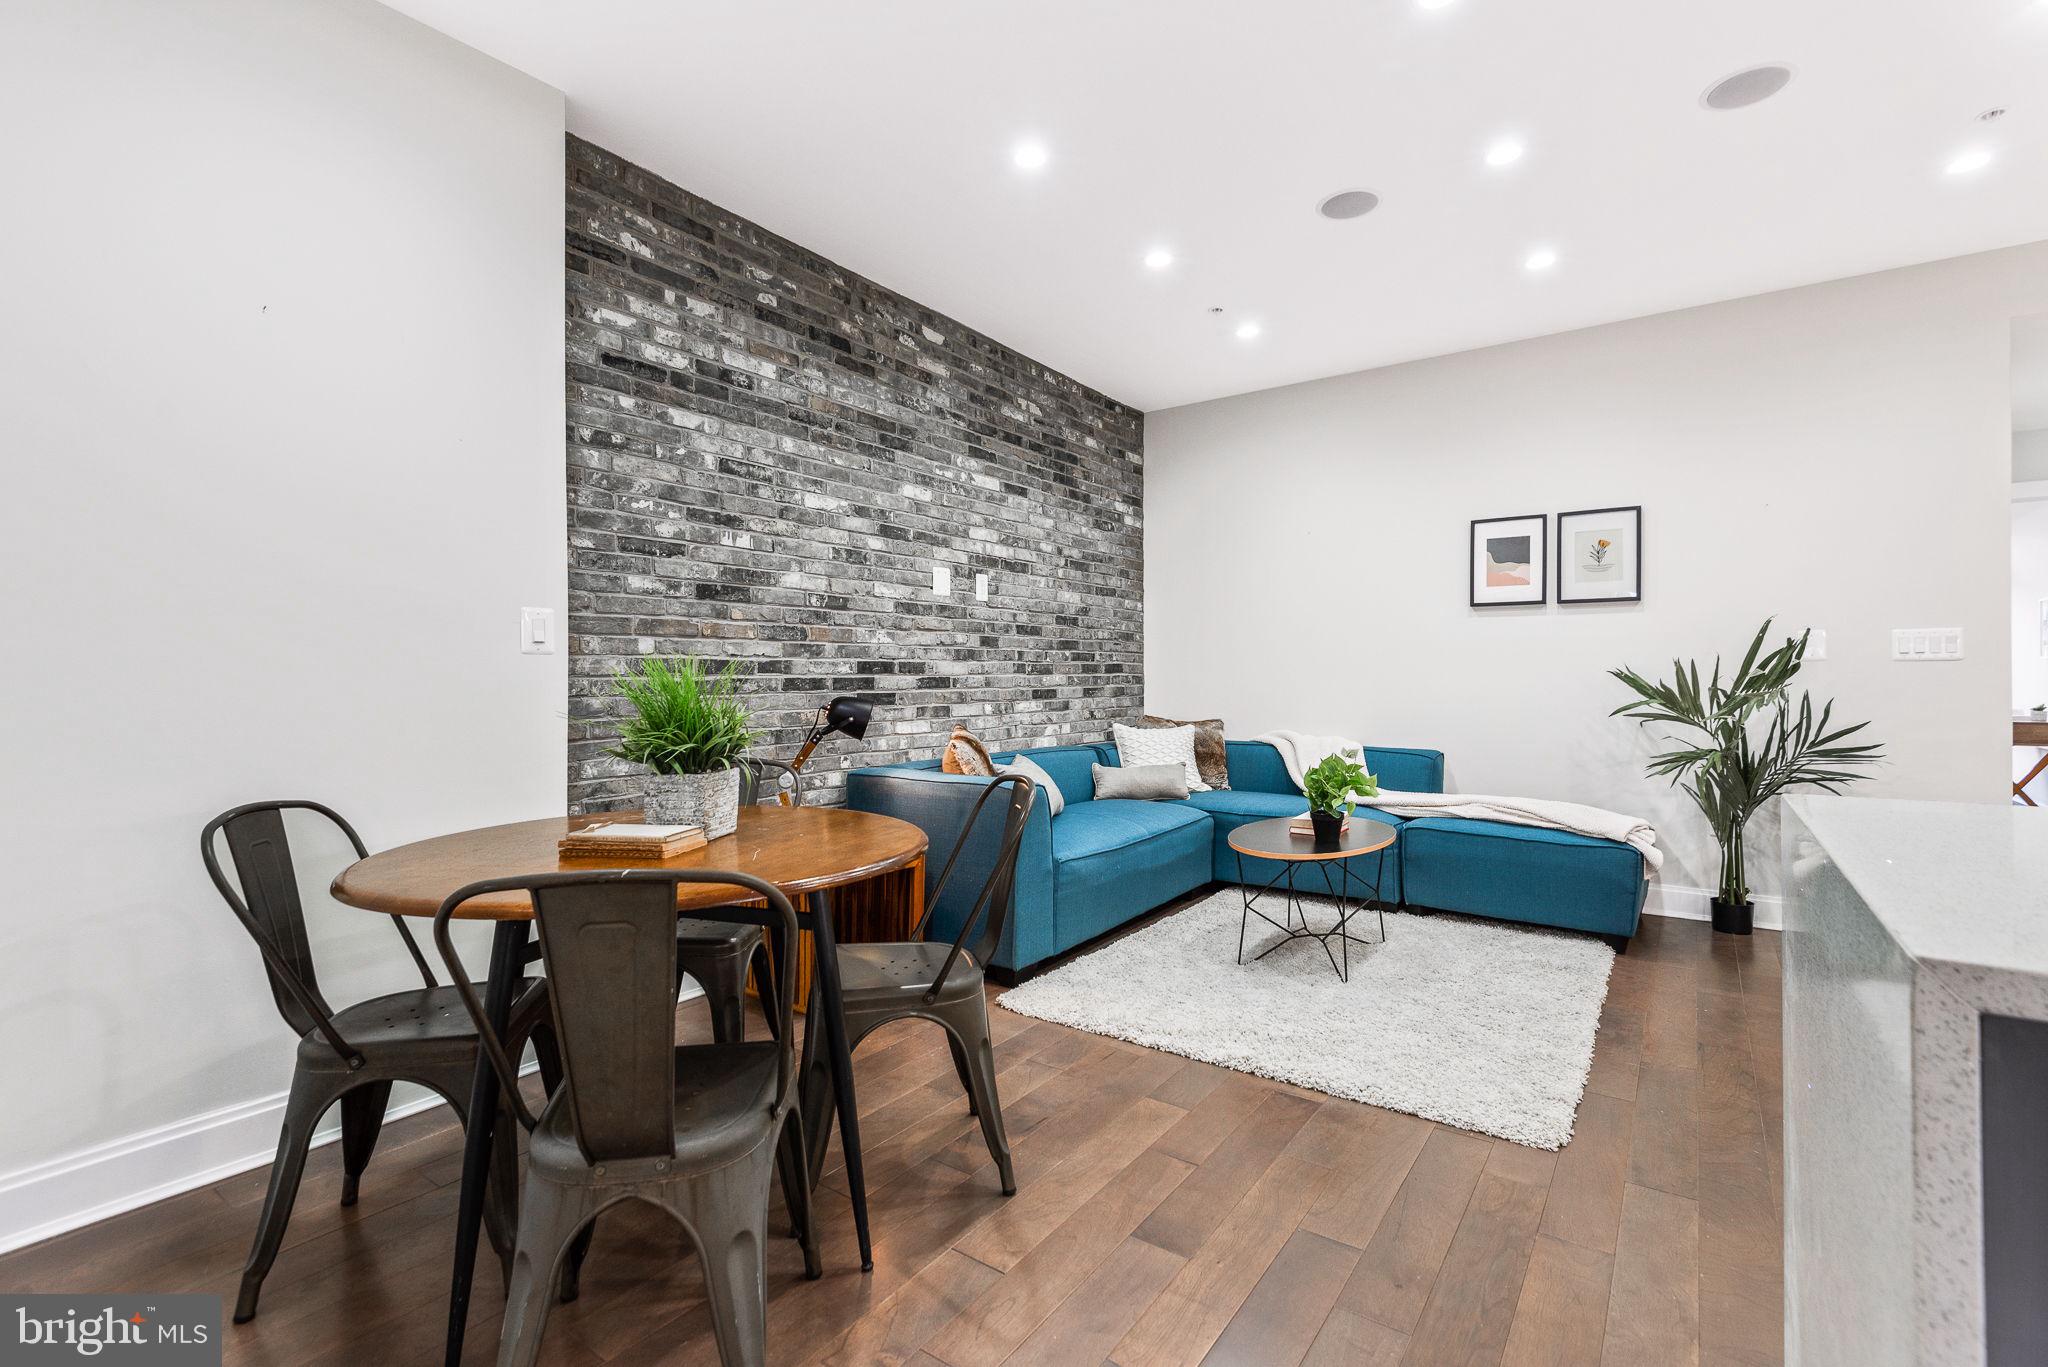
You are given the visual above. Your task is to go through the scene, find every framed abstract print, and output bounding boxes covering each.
[1556,505,1642,604]
[1470,514,1546,606]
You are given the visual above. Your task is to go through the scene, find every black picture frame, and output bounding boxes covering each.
[1469,514,1547,607]
[1555,505,1642,604]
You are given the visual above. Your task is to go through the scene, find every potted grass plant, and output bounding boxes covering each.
[1302,751,1378,848]
[606,657,756,838]
[1610,619,1883,934]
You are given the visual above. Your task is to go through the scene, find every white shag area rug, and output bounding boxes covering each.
[998,887,1614,1149]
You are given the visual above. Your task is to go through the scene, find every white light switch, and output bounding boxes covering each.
[521,607,555,654]
[1891,627,1963,661]
[932,564,952,596]
[975,572,990,602]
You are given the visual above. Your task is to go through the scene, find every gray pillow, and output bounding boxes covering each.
[1091,761,1189,801]
[997,754,1064,816]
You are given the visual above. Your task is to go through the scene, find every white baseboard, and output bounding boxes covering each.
[0,982,708,1258]
[1643,883,1784,932]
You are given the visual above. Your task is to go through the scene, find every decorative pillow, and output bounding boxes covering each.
[997,753,1064,816]
[940,724,995,777]
[1140,714,1229,790]
[1091,762,1189,801]
[1112,721,1209,792]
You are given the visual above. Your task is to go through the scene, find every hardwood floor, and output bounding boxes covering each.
[0,909,1782,1366]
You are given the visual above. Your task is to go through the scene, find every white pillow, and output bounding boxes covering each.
[1112,722,1210,792]
[998,754,1064,816]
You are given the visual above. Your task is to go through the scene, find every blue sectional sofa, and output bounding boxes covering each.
[844,738,1647,977]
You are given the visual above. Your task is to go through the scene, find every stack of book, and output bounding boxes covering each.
[1289,814,1350,836]
[557,821,706,860]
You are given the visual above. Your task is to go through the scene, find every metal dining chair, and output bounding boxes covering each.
[813,772,1035,1194]
[676,758,798,1044]
[434,868,820,1367]
[201,800,550,1324]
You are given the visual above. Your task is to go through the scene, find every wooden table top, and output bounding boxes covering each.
[1227,815,1399,862]
[331,805,927,920]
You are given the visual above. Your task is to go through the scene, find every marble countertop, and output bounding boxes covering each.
[1789,796,2048,979]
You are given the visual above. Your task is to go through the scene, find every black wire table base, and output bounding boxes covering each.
[1233,844,1389,982]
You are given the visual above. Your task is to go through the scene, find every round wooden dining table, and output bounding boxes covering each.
[331,804,926,1367]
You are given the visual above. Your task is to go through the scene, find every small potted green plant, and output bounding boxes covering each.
[1302,751,1379,848]
[606,657,756,837]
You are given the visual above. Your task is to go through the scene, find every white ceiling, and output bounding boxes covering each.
[2018,315,2048,431]
[385,0,2048,412]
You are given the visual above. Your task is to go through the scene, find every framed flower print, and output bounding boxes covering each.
[1556,505,1642,604]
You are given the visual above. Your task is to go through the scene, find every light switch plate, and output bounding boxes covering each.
[974,572,989,602]
[1891,627,1963,661]
[932,564,952,596]
[520,607,555,655]
[1808,628,1826,660]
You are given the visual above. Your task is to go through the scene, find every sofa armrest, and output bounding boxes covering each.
[842,765,1056,971]
[1366,746,1445,794]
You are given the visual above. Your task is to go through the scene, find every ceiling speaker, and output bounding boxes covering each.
[1702,65,1793,110]
[1318,190,1381,220]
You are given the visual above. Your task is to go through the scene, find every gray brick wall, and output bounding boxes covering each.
[565,136,1146,811]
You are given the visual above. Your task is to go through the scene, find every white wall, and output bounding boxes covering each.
[0,0,566,1249]
[2016,429,2048,483]
[1147,241,2048,916]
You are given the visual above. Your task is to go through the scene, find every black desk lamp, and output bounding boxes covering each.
[783,696,875,802]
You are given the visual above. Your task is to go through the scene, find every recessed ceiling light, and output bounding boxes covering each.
[1235,321,1262,340]
[1944,146,1995,176]
[1701,64,1794,111]
[1011,139,1049,172]
[1317,189,1381,220]
[1523,248,1559,273]
[1484,138,1526,168]
[1143,247,1174,270]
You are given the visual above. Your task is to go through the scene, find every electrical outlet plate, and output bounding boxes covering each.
[932,564,952,595]
[974,572,989,601]
[1891,627,1963,661]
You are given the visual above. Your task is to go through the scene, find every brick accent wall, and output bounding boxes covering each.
[565,136,1145,811]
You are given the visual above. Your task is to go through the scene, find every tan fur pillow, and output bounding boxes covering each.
[1139,715,1229,790]
[940,724,995,777]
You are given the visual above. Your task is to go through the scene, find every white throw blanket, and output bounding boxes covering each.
[1362,790,1663,874]
[1250,730,1662,874]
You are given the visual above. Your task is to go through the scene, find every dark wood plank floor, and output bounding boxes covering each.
[0,908,1781,1366]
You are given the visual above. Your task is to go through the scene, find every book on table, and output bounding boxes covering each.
[1289,815,1351,835]
[557,821,706,859]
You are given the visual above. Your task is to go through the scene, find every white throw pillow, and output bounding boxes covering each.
[1113,722,1210,792]
[997,754,1064,816]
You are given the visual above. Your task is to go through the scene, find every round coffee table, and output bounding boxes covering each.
[1226,815,1399,981]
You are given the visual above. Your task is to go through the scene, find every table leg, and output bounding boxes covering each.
[444,920,529,1367]
[2016,749,2048,806]
[807,890,873,1272]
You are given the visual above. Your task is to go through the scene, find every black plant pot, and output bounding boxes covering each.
[1310,809,1344,850]
[1711,897,1754,935]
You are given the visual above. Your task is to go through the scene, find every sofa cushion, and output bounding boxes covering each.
[1051,800,1212,953]
[1181,789,1308,820]
[1400,816,1646,938]
[1051,799,1210,862]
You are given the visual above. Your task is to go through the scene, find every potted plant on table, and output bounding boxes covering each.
[606,657,756,838]
[1302,751,1379,849]
[1610,619,1883,935]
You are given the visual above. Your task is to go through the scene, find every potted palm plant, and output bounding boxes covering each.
[1610,619,1883,934]
[1302,751,1378,848]
[606,657,756,838]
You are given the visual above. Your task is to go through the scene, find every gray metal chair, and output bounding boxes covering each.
[201,800,549,1324]
[811,772,1035,1195]
[435,868,820,1367]
[676,758,799,1044]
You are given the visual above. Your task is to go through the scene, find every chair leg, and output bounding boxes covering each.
[559,1218,596,1303]
[681,1155,774,1367]
[337,1080,392,1207]
[750,940,780,1043]
[945,1002,1016,1195]
[235,1067,332,1323]
[691,951,749,1045]
[945,1033,978,1117]
[776,1110,822,1277]
[498,1179,592,1367]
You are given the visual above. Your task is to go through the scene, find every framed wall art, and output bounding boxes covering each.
[1470,514,1547,606]
[1556,505,1642,604]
